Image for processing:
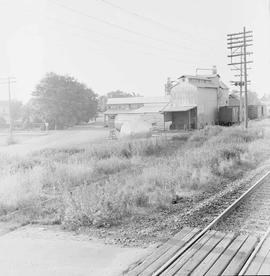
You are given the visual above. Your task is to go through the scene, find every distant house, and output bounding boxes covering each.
[105,67,229,130]
[261,100,270,117]
[0,101,9,123]
[105,96,170,129]
[260,94,270,117]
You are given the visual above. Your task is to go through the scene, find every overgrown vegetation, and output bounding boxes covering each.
[1,121,270,229]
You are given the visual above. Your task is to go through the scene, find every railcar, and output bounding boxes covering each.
[218,106,240,126]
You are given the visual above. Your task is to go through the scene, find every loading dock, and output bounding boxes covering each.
[162,106,197,130]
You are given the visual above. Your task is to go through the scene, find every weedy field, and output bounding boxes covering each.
[0,120,270,245]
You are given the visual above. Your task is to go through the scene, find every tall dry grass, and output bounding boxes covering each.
[0,121,269,227]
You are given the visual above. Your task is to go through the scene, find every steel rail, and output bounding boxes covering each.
[153,170,270,276]
[238,226,270,275]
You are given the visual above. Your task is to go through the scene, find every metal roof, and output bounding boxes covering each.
[107,96,170,105]
[128,103,167,114]
[219,81,229,89]
[161,104,196,113]
[104,109,133,115]
[105,103,168,115]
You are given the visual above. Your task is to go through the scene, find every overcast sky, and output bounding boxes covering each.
[0,0,269,102]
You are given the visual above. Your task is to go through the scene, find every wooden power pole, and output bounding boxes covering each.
[0,77,16,139]
[227,27,253,128]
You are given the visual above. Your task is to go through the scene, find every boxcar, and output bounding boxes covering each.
[248,105,259,120]
[218,106,239,126]
[248,105,267,120]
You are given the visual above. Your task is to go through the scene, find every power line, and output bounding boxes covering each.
[45,24,203,67]
[98,0,181,33]
[46,16,210,61]
[48,0,209,54]
[96,0,216,45]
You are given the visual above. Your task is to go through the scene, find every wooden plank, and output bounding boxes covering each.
[139,228,200,276]
[257,251,270,275]
[162,230,216,276]
[175,231,226,276]
[127,227,193,276]
[244,237,270,275]
[190,232,235,276]
[239,230,270,275]
[221,235,258,275]
[126,227,196,276]
[204,235,248,276]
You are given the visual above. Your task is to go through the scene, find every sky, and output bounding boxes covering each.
[0,0,269,102]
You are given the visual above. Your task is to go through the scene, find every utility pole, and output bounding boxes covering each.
[8,77,12,137]
[227,27,253,128]
[239,46,243,122]
[0,77,16,139]
[243,27,249,129]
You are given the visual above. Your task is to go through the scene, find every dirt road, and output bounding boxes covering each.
[0,224,153,276]
[0,127,108,156]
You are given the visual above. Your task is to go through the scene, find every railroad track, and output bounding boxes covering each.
[214,173,270,237]
[151,170,270,276]
[127,170,270,275]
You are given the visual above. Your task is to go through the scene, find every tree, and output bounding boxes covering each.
[247,91,261,105]
[97,95,107,112]
[10,100,23,122]
[31,73,98,129]
[231,90,262,105]
[107,90,140,98]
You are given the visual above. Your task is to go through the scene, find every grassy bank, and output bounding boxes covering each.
[0,120,270,229]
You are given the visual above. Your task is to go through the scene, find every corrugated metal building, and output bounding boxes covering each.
[163,74,229,129]
[105,70,229,130]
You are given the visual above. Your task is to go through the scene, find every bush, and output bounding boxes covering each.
[208,127,262,145]
[189,125,223,144]
[84,137,169,160]
[0,166,44,216]
[62,178,132,227]
[93,157,131,175]
[171,133,190,141]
